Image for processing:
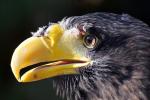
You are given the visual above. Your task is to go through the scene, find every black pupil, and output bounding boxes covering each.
[86,35,95,44]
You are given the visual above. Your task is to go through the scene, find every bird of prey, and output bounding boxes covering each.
[11,12,150,100]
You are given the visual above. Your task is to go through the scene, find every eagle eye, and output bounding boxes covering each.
[83,34,99,49]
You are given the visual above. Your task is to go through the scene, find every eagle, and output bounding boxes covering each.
[11,12,150,100]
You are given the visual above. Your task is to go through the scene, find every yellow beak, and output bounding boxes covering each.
[11,24,90,82]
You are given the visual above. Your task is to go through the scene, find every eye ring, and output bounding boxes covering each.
[83,34,100,49]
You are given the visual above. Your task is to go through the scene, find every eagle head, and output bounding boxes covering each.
[11,13,150,100]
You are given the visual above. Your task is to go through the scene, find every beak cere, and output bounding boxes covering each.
[11,24,90,82]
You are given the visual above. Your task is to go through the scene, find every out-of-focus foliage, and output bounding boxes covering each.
[0,0,149,100]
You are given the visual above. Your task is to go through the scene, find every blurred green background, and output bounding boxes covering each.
[0,0,149,100]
